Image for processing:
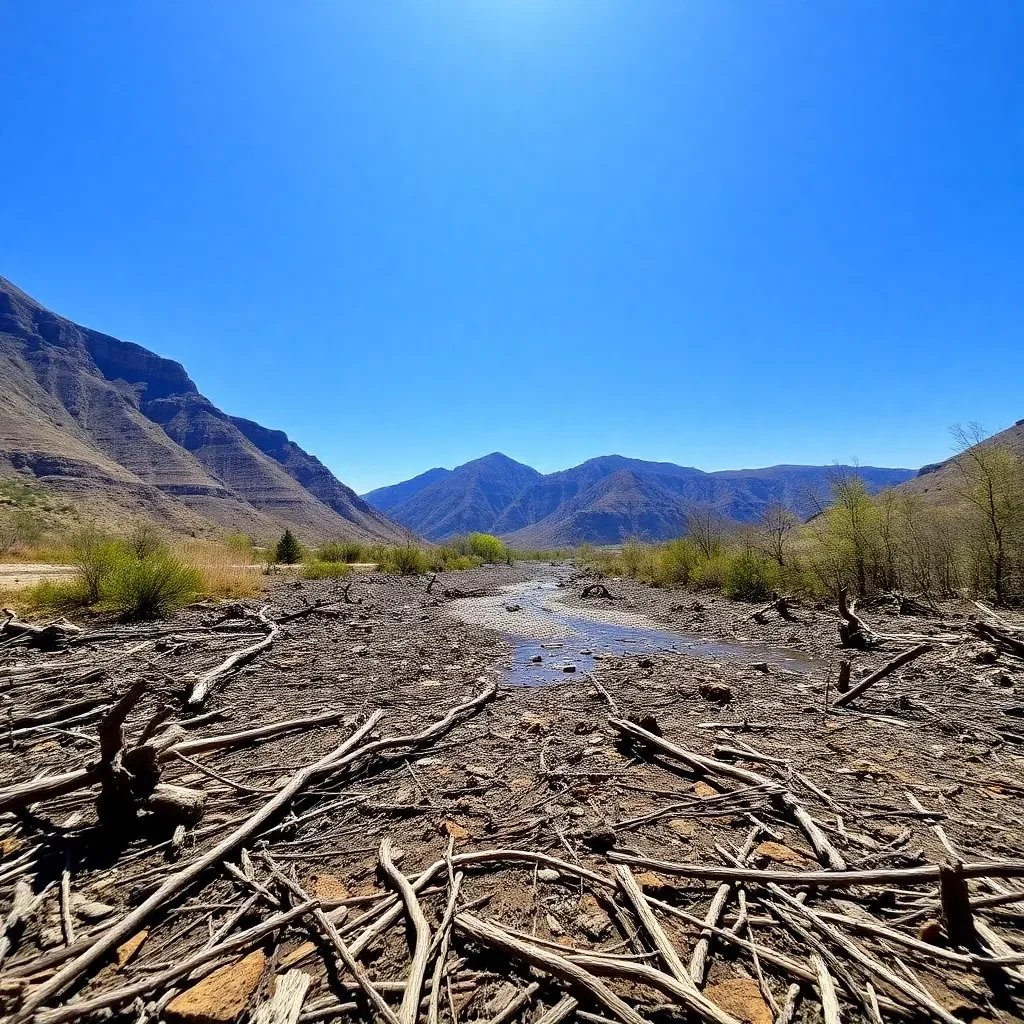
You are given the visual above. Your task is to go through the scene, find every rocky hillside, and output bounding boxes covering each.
[0,276,409,542]
[365,453,916,545]
[896,419,1024,507]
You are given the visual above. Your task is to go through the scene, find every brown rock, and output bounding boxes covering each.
[693,781,718,799]
[116,931,148,969]
[755,841,810,867]
[917,919,943,944]
[310,875,350,901]
[165,950,266,1024]
[706,978,772,1024]
[667,819,696,839]
[441,819,470,842]
[699,682,732,704]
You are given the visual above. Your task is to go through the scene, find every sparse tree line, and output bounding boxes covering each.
[583,426,1024,606]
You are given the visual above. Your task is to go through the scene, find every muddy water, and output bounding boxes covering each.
[448,579,820,686]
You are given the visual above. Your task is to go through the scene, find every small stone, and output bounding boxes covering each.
[751,662,770,673]
[562,664,577,673]
[699,682,732,704]
[441,819,470,842]
[537,868,560,882]
[310,875,350,901]
[693,781,718,799]
[667,819,696,839]
[755,841,810,867]
[917,919,943,944]
[530,655,543,663]
[575,894,611,940]
[116,931,148,969]
[165,949,266,1023]
[74,899,115,921]
[706,978,772,1024]
[545,913,563,935]
[637,657,653,669]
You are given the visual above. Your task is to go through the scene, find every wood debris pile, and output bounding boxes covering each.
[1,571,1024,1024]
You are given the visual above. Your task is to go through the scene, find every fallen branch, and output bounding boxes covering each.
[833,644,933,709]
[187,605,280,706]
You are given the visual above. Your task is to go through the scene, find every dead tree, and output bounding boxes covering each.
[837,587,875,649]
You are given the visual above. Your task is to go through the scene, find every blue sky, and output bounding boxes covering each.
[2,2,1022,493]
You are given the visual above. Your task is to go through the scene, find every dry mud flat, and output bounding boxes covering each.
[1,564,1024,1024]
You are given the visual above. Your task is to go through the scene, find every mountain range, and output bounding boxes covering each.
[364,453,917,545]
[0,276,409,542]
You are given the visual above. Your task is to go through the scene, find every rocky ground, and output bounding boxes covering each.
[1,563,1024,1024]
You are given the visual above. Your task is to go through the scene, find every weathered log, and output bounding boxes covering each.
[976,621,1024,658]
[144,784,207,826]
[0,612,83,651]
[832,643,932,709]
[837,587,874,649]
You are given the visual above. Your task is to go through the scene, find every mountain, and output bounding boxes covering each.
[0,275,409,542]
[374,453,542,542]
[362,467,453,514]
[896,419,1024,506]
[366,453,917,545]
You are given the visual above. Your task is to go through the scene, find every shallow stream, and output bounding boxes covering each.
[448,579,820,686]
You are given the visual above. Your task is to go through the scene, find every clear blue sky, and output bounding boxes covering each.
[2,2,1022,493]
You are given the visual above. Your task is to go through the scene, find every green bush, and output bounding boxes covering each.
[275,529,302,564]
[318,540,365,563]
[128,522,165,559]
[722,552,780,602]
[655,538,701,587]
[302,559,353,580]
[377,545,429,576]
[690,553,731,592]
[467,533,508,563]
[68,528,126,602]
[101,552,202,620]
[16,578,92,613]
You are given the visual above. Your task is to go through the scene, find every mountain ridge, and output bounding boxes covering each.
[364,453,917,545]
[0,275,410,542]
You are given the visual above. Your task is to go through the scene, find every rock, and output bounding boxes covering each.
[917,919,943,943]
[441,819,470,842]
[667,819,696,839]
[310,875,350,901]
[530,654,543,663]
[637,657,653,669]
[976,648,999,664]
[116,930,148,969]
[751,662,770,673]
[545,913,563,936]
[165,950,266,1024]
[754,841,809,867]
[74,899,115,921]
[520,714,551,734]
[706,978,772,1024]
[693,781,718,799]
[699,682,732,704]
[505,604,522,612]
[537,868,560,882]
[562,664,577,673]
[575,894,611,940]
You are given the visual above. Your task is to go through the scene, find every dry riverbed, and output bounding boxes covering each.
[1,562,1023,1024]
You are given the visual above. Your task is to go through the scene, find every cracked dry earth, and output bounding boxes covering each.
[2,561,1024,1024]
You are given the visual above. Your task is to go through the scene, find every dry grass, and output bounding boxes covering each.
[170,538,264,600]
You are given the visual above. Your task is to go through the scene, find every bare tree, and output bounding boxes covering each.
[685,503,724,559]
[756,501,798,566]
[951,423,1024,605]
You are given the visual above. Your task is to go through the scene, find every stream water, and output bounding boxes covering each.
[448,579,820,686]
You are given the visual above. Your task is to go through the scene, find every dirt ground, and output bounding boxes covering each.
[1,562,1024,1024]
[0,564,75,590]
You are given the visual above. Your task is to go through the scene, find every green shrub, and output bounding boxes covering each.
[655,538,701,587]
[16,578,92,613]
[467,533,508,563]
[101,552,202,620]
[722,552,780,602]
[302,559,353,580]
[318,540,365,563]
[275,529,302,564]
[128,522,165,559]
[621,539,654,581]
[68,528,126,602]
[377,545,429,576]
[690,553,731,592]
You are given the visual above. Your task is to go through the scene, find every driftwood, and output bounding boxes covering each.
[580,583,614,599]
[832,643,933,709]
[187,605,280,706]
[837,587,875,649]
[16,713,383,1017]
[976,621,1024,658]
[0,612,83,651]
[608,717,847,869]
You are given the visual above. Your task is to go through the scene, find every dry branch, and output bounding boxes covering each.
[833,643,933,709]
[186,605,280,706]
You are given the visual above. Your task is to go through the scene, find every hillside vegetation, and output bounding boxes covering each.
[585,427,1024,605]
